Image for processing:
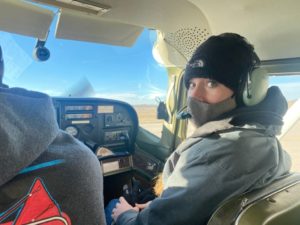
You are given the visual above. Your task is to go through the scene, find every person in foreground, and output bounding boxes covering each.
[0,45,106,225]
[111,33,291,225]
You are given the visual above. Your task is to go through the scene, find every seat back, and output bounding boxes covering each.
[207,173,300,225]
[0,143,106,225]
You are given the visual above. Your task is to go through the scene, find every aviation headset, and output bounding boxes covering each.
[238,52,269,106]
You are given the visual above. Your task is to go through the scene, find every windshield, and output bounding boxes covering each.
[0,29,168,105]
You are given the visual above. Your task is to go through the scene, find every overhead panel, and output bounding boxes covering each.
[0,0,54,39]
[29,0,211,34]
[30,0,111,15]
[56,9,143,46]
[97,0,210,33]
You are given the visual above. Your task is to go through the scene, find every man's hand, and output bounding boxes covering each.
[112,197,138,222]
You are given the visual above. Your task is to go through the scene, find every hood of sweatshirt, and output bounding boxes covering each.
[229,86,288,127]
[0,87,59,186]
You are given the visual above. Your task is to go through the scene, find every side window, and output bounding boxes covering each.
[134,104,165,138]
[130,31,168,138]
[270,75,300,172]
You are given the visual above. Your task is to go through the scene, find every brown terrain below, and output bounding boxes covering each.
[134,101,299,172]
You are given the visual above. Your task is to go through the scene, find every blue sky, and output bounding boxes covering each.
[269,75,300,102]
[0,28,168,105]
[1,25,300,104]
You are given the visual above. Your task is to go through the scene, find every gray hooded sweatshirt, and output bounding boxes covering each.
[0,87,106,225]
[116,86,291,225]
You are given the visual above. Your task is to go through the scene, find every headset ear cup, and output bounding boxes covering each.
[242,67,269,106]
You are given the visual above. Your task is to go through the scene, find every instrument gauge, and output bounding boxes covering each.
[65,126,78,136]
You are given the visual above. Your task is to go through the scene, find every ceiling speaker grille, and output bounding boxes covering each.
[165,27,211,61]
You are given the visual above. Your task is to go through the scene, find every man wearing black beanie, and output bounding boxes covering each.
[111,33,291,225]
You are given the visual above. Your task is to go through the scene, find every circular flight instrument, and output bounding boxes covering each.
[65,126,78,136]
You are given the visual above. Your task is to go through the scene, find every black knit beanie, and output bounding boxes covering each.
[184,33,257,93]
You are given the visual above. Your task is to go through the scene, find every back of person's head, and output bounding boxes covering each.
[184,33,263,106]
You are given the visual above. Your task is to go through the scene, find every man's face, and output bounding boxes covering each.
[187,77,234,104]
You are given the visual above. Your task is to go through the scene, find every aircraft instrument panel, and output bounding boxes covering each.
[52,97,138,175]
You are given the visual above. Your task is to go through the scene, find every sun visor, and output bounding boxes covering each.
[0,0,53,40]
[56,9,143,46]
